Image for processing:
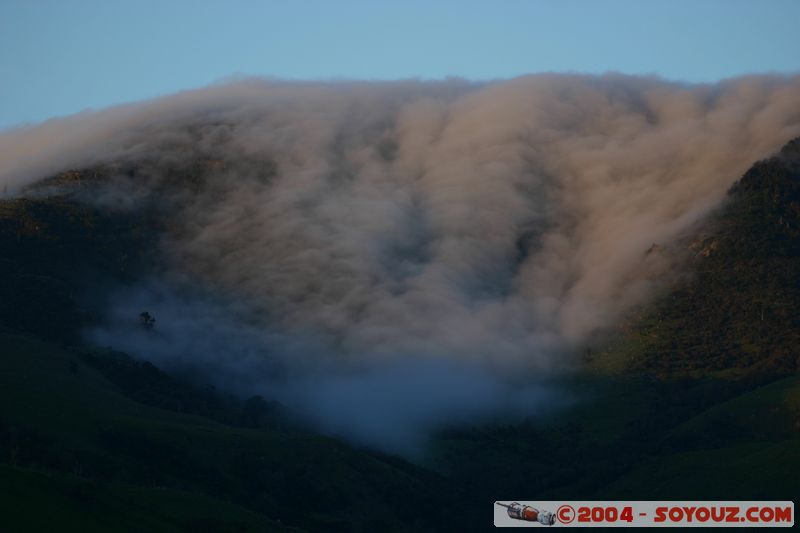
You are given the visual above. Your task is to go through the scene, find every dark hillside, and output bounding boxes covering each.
[0,179,161,343]
[437,138,800,504]
[603,138,800,378]
[0,330,458,532]
[2,140,800,530]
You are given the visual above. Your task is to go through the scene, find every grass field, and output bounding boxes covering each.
[0,464,295,533]
[0,329,456,532]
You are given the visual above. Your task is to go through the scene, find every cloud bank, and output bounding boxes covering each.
[2,74,799,452]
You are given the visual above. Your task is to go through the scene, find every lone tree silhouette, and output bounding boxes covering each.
[139,311,156,330]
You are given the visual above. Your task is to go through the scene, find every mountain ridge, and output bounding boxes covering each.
[1,138,799,530]
[591,137,800,379]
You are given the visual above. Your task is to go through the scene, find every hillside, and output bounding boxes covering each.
[435,138,800,502]
[596,137,800,378]
[0,181,160,344]
[0,329,459,532]
[1,139,799,530]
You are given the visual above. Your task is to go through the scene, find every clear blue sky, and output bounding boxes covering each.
[1,0,798,129]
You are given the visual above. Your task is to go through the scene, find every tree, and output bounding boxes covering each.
[139,311,156,330]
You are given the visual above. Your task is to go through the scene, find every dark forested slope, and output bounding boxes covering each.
[608,137,800,378]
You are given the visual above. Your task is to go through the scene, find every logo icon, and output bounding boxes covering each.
[496,502,556,526]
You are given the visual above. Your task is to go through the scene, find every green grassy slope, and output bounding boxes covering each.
[0,329,455,532]
[602,375,800,499]
[433,374,800,504]
[0,464,295,533]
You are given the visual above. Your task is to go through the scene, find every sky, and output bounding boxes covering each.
[1,0,799,130]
